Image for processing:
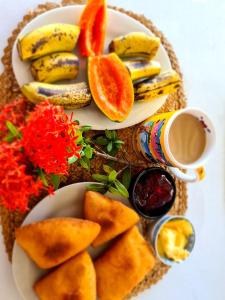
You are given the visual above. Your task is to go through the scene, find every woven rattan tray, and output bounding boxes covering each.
[0,0,188,298]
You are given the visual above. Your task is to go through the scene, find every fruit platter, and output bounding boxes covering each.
[0,0,215,300]
[12,4,177,129]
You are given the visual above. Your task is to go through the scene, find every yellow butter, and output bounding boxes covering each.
[157,219,193,262]
[164,220,193,237]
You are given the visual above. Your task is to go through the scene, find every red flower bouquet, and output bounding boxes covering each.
[22,101,81,175]
[0,100,82,212]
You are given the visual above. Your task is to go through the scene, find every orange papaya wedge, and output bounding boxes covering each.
[88,53,134,122]
[79,0,106,57]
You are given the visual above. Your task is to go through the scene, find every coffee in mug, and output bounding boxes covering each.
[136,107,215,182]
[168,113,206,165]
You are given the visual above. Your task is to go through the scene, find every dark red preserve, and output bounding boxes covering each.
[131,168,176,218]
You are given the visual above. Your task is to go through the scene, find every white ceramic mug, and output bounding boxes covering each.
[137,107,216,182]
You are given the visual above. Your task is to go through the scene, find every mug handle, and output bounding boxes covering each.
[168,166,206,182]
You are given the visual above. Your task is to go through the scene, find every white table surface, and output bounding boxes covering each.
[0,0,224,299]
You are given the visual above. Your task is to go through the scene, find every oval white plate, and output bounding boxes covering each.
[12,5,171,130]
[12,182,129,300]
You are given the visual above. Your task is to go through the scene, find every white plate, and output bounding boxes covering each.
[12,5,171,130]
[12,182,129,300]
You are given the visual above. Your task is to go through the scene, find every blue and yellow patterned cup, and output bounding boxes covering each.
[137,107,215,182]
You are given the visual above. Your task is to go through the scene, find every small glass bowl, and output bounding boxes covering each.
[150,215,196,266]
[129,167,176,220]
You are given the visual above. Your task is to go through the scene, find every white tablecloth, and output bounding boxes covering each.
[0,0,224,299]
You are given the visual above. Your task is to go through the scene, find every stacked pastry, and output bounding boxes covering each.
[16,191,155,300]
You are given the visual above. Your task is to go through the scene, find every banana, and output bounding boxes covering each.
[17,23,80,61]
[109,32,160,59]
[21,81,91,109]
[31,52,79,83]
[134,70,181,101]
[124,60,161,81]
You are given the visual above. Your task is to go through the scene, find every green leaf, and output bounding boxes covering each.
[3,132,15,142]
[6,121,21,139]
[84,145,93,159]
[111,130,117,140]
[122,167,131,189]
[108,170,117,182]
[36,168,48,187]
[114,179,129,198]
[68,155,78,164]
[108,147,118,156]
[103,164,114,174]
[92,174,108,183]
[114,139,124,151]
[79,157,90,170]
[115,144,122,150]
[114,140,124,145]
[50,174,61,190]
[86,184,107,194]
[80,125,92,132]
[84,137,91,144]
[105,129,113,140]
[107,141,113,153]
[75,131,83,143]
[105,130,117,140]
[108,186,122,196]
[95,136,108,146]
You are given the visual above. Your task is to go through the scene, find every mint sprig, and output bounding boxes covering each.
[87,165,129,198]
[93,130,124,156]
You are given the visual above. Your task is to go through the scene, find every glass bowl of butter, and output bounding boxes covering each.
[150,215,195,265]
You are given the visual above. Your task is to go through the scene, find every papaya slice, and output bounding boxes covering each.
[88,53,134,122]
[79,0,106,56]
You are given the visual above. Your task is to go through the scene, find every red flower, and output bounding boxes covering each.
[0,98,28,139]
[22,101,81,175]
[0,141,43,212]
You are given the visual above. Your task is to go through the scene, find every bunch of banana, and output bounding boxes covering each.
[134,70,181,101]
[109,32,180,100]
[109,32,165,88]
[31,52,79,83]
[18,23,92,109]
[109,32,160,60]
[124,60,161,82]
[18,23,80,61]
[21,82,92,109]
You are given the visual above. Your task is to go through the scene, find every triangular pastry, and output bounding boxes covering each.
[95,226,155,300]
[84,191,140,247]
[15,217,100,269]
[34,251,96,300]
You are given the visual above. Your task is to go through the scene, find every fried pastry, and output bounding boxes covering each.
[34,251,96,300]
[95,226,155,300]
[84,191,140,247]
[15,217,100,269]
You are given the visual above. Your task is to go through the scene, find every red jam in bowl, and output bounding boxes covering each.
[132,168,176,218]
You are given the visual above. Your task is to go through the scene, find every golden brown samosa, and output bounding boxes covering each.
[15,217,100,269]
[84,191,140,247]
[95,226,155,300]
[34,251,96,300]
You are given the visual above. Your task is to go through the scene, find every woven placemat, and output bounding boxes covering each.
[0,0,188,298]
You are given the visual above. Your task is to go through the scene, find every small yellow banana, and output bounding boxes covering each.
[21,81,91,109]
[134,70,181,101]
[109,32,160,59]
[17,23,80,61]
[31,52,79,83]
[124,60,161,81]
